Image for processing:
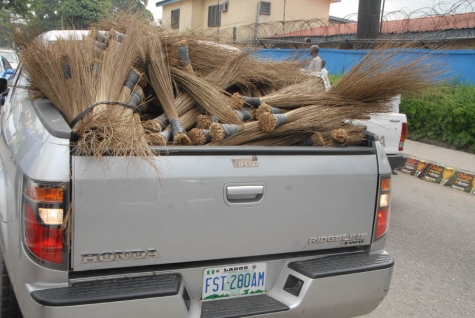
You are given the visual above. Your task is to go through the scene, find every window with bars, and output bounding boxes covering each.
[259,1,271,15]
[171,9,180,29]
[208,5,221,27]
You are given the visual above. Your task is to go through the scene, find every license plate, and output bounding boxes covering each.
[202,263,267,300]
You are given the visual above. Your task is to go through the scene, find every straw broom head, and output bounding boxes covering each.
[330,42,444,104]
[188,128,211,145]
[230,93,244,110]
[331,128,349,144]
[147,34,192,145]
[170,67,241,124]
[196,115,215,129]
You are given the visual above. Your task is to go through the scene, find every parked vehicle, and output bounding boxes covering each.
[357,112,408,171]
[0,35,394,318]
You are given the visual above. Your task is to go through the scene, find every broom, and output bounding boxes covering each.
[170,67,241,124]
[209,121,260,143]
[16,33,97,125]
[211,106,353,146]
[148,35,192,145]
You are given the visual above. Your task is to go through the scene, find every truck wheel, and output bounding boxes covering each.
[0,251,23,318]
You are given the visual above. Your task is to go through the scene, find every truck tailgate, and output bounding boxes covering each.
[71,147,378,271]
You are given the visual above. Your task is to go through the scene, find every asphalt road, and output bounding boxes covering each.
[363,173,475,318]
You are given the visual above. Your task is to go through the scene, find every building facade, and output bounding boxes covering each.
[157,0,337,32]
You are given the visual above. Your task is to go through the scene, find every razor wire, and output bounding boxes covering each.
[201,0,475,47]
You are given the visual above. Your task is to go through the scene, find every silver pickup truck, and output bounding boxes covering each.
[0,68,394,318]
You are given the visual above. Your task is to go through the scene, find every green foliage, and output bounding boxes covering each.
[0,10,13,47]
[59,0,112,29]
[0,0,31,17]
[328,73,343,86]
[17,0,153,35]
[401,83,475,153]
[111,0,153,21]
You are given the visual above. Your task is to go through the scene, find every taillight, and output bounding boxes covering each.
[374,175,391,241]
[399,122,407,151]
[22,176,69,269]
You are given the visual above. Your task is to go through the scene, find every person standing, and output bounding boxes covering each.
[307,45,322,73]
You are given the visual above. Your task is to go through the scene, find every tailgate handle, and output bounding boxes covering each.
[226,186,264,200]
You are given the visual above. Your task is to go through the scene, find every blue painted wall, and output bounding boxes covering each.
[252,48,475,84]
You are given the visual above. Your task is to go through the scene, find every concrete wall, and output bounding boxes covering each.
[162,0,194,31]
[252,48,475,84]
[162,0,332,31]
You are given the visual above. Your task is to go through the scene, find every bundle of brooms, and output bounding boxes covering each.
[14,13,442,157]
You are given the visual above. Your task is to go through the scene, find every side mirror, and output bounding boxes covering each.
[0,78,7,95]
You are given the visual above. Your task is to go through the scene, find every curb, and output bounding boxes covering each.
[398,157,475,196]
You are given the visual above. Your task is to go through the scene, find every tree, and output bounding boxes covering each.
[110,0,153,20]
[29,0,62,32]
[58,0,112,29]
[28,0,113,32]
[0,10,13,47]
[0,0,31,17]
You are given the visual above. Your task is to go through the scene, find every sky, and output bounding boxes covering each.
[146,1,162,21]
[329,0,469,19]
[146,0,472,21]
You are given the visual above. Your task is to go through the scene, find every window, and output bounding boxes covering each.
[208,5,221,27]
[259,1,271,15]
[2,57,12,71]
[171,9,180,29]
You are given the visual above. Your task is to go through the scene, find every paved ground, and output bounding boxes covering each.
[403,140,475,174]
[363,173,475,318]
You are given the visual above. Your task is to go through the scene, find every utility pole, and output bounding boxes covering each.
[356,0,382,39]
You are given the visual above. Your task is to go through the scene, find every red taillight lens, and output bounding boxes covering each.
[376,209,389,237]
[22,177,68,268]
[399,122,407,151]
[24,204,63,264]
[374,176,391,241]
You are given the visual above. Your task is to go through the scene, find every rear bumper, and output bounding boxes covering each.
[387,153,407,170]
[25,252,393,318]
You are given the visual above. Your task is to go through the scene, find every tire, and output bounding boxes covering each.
[0,250,22,318]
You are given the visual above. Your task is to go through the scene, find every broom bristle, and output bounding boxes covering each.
[146,132,167,146]
[258,113,278,133]
[196,115,214,129]
[209,123,226,142]
[188,128,209,145]
[254,102,272,121]
[173,132,192,145]
[230,93,244,110]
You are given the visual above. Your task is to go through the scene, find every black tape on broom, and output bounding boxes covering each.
[127,90,143,107]
[296,138,315,146]
[273,114,289,129]
[123,70,140,89]
[170,118,186,137]
[177,46,191,67]
[62,63,71,79]
[160,129,172,142]
[243,96,261,108]
[154,114,169,130]
[235,109,252,121]
[202,129,211,144]
[222,124,241,138]
[96,32,107,43]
